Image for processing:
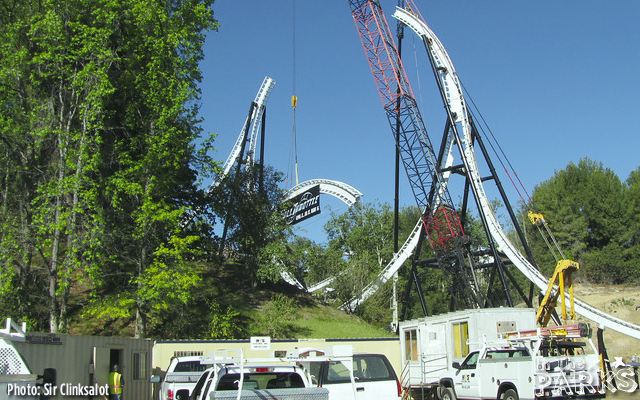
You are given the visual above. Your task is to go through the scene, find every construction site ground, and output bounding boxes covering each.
[573,283,640,399]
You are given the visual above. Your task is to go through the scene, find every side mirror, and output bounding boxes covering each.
[150,375,161,383]
[452,362,461,370]
[39,368,57,386]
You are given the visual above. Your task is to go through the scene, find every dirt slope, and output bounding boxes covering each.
[573,284,640,359]
[572,284,640,399]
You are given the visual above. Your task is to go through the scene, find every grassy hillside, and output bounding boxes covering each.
[249,292,395,339]
[209,261,395,339]
[66,258,394,339]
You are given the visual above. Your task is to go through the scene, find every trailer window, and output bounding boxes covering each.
[453,322,469,358]
[133,352,147,380]
[173,350,203,357]
[404,329,418,361]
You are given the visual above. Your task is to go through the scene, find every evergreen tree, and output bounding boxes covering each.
[526,158,630,283]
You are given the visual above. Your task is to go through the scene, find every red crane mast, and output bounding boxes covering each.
[348,0,479,308]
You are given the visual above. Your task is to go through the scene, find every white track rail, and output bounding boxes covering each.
[208,77,275,191]
[285,179,363,206]
[391,7,640,340]
[283,179,364,291]
[342,219,422,309]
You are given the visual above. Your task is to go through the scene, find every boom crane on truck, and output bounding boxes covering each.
[528,211,579,326]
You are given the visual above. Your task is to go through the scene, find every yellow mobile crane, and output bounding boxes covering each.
[528,211,579,327]
[528,211,619,389]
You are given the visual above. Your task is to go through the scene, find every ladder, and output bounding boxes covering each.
[504,322,591,340]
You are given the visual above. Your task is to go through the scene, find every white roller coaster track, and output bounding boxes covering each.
[281,179,364,291]
[346,7,640,340]
[208,76,275,192]
[285,179,363,206]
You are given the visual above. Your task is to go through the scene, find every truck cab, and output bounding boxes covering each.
[438,327,606,400]
[439,348,530,400]
[308,353,402,400]
[152,356,209,400]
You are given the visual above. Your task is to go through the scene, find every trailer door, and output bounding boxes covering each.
[93,347,111,388]
[421,323,447,381]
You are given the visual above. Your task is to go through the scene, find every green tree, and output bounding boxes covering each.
[210,166,291,287]
[87,0,217,338]
[622,167,640,282]
[325,202,395,269]
[1,0,217,336]
[279,237,346,288]
[0,0,119,331]
[321,202,396,322]
[209,301,244,339]
[525,158,628,282]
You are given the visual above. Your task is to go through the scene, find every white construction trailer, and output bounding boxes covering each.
[398,308,536,389]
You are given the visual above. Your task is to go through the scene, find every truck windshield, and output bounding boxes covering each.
[216,373,304,390]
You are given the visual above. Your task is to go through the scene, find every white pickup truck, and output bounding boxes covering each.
[438,325,606,400]
[152,356,209,400]
[190,363,328,400]
[306,353,402,400]
[189,346,399,400]
[0,319,57,400]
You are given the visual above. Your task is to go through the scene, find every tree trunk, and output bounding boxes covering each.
[134,246,148,339]
[48,194,62,333]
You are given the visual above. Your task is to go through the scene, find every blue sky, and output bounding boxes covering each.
[198,1,640,243]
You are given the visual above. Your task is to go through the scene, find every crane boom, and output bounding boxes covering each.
[348,0,488,309]
[348,0,447,211]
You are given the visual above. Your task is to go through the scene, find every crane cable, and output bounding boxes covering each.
[288,0,299,186]
[461,81,565,261]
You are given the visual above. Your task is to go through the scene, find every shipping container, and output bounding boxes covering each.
[13,332,152,400]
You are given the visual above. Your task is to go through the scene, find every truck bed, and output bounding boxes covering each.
[210,387,330,400]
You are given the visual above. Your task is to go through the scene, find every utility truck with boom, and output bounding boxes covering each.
[437,323,606,400]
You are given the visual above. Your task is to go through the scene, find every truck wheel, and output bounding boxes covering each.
[440,387,456,400]
[503,389,519,400]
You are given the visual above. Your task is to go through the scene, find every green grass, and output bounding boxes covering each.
[242,286,395,339]
[293,303,395,339]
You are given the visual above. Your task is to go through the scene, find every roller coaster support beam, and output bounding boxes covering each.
[468,118,538,305]
[219,101,258,256]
